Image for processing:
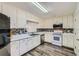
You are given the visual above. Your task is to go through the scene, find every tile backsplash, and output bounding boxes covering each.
[11,28,27,35]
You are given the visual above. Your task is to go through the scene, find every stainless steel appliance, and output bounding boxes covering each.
[40,34,45,44]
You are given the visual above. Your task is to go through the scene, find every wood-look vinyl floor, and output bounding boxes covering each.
[23,43,76,56]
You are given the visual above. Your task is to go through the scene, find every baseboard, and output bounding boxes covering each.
[62,46,74,50]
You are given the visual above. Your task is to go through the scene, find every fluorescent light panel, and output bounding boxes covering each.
[32,2,48,13]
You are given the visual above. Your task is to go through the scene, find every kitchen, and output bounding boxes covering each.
[0,2,79,56]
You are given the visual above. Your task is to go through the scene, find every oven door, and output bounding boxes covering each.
[52,35,62,46]
[54,35,60,41]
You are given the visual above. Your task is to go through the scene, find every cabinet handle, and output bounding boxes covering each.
[76,39,79,41]
[75,46,76,49]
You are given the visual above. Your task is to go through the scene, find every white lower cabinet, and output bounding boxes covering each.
[28,36,40,51]
[63,33,74,48]
[74,36,79,55]
[32,36,40,48]
[11,35,40,56]
[10,41,20,56]
[45,32,53,43]
[19,39,28,55]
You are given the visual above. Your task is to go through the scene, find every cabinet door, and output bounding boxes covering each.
[19,39,28,55]
[63,34,68,46]
[67,34,74,48]
[32,36,40,48]
[27,36,40,51]
[10,41,20,56]
[63,16,68,28]
[45,32,52,43]
[27,38,34,51]
[17,9,26,28]
[54,17,59,24]
[63,33,74,48]
[57,17,63,24]
[67,16,73,28]
[74,39,79,55]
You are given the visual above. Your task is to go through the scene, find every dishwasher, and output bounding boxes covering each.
[40,34,45,44]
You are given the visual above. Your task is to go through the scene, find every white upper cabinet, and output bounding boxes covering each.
[67,15,74,28]
[56,17,63,24]
[17,9,27,28]
[63,16,68,28]
[63,15,73,28]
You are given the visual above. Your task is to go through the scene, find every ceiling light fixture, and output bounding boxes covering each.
[32,2,48,13]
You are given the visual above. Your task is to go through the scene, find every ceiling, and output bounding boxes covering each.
[6,2,77,19]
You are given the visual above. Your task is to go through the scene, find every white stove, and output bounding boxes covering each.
[52,30,63,46]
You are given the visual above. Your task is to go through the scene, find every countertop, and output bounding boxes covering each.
[11,33,41,42]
